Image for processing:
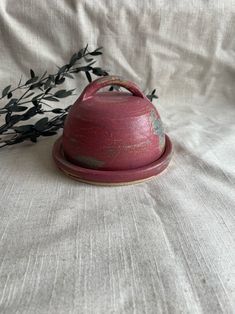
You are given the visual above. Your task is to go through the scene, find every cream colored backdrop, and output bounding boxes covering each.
[0,1,235,313]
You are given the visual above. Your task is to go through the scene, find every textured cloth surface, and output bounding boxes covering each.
[0,1,235,313]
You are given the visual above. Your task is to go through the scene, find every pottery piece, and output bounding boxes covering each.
[53,75,173,185]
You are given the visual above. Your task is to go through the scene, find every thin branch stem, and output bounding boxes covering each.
[0,50,95,102]
[16,88,31,104]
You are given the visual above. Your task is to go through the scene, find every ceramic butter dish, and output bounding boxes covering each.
[53,76,172,185]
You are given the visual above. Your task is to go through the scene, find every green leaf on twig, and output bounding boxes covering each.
[2,85,11,98]
[30,69,35,78]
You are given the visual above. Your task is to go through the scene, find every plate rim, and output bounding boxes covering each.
[52,134,173,184]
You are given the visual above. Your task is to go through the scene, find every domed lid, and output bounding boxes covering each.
[71,76,156,120]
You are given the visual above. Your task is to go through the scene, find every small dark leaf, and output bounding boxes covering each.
[146,89,159,102]
[54,75,59,84]
[89,51,102,56]
[89,47,103,56]
[30,69,35,78]
[51,118,65,127]
[56,77,65,85]
[72,66,90,73]
[45,88,52,94]
[5,112,11,124]
[14,125,33,133]
[49,75,55,82]
[8,115,22,124]
[32,93,44,101]
[0,124,8,133]
[69,53,78,67]
[92,67,108,76]
[11,105,28,112]
[44,96,60,102]
[34,117,49,131]
[36,105,42,111]
[65,89,75,97]
[29,82,42,90]
[85,71,92,82]
[41,131,58,136]
[52,108,65,114]
[7,92,12,99]
[54,90,68,98]
[58,65,68,75]
[146,94,158,101]
[76,51,83,61]
[26,77,38,85]
[72,60,96,72]
[32,100,38,107]
[21,107,37,120]
[2,85,11,98]
[5,98,17,108]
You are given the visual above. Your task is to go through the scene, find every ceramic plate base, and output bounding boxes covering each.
[52,135,173,186]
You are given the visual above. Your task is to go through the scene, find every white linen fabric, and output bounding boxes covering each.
[0,1,235,313]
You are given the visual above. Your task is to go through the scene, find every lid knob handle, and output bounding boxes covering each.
[79,75,147,101]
